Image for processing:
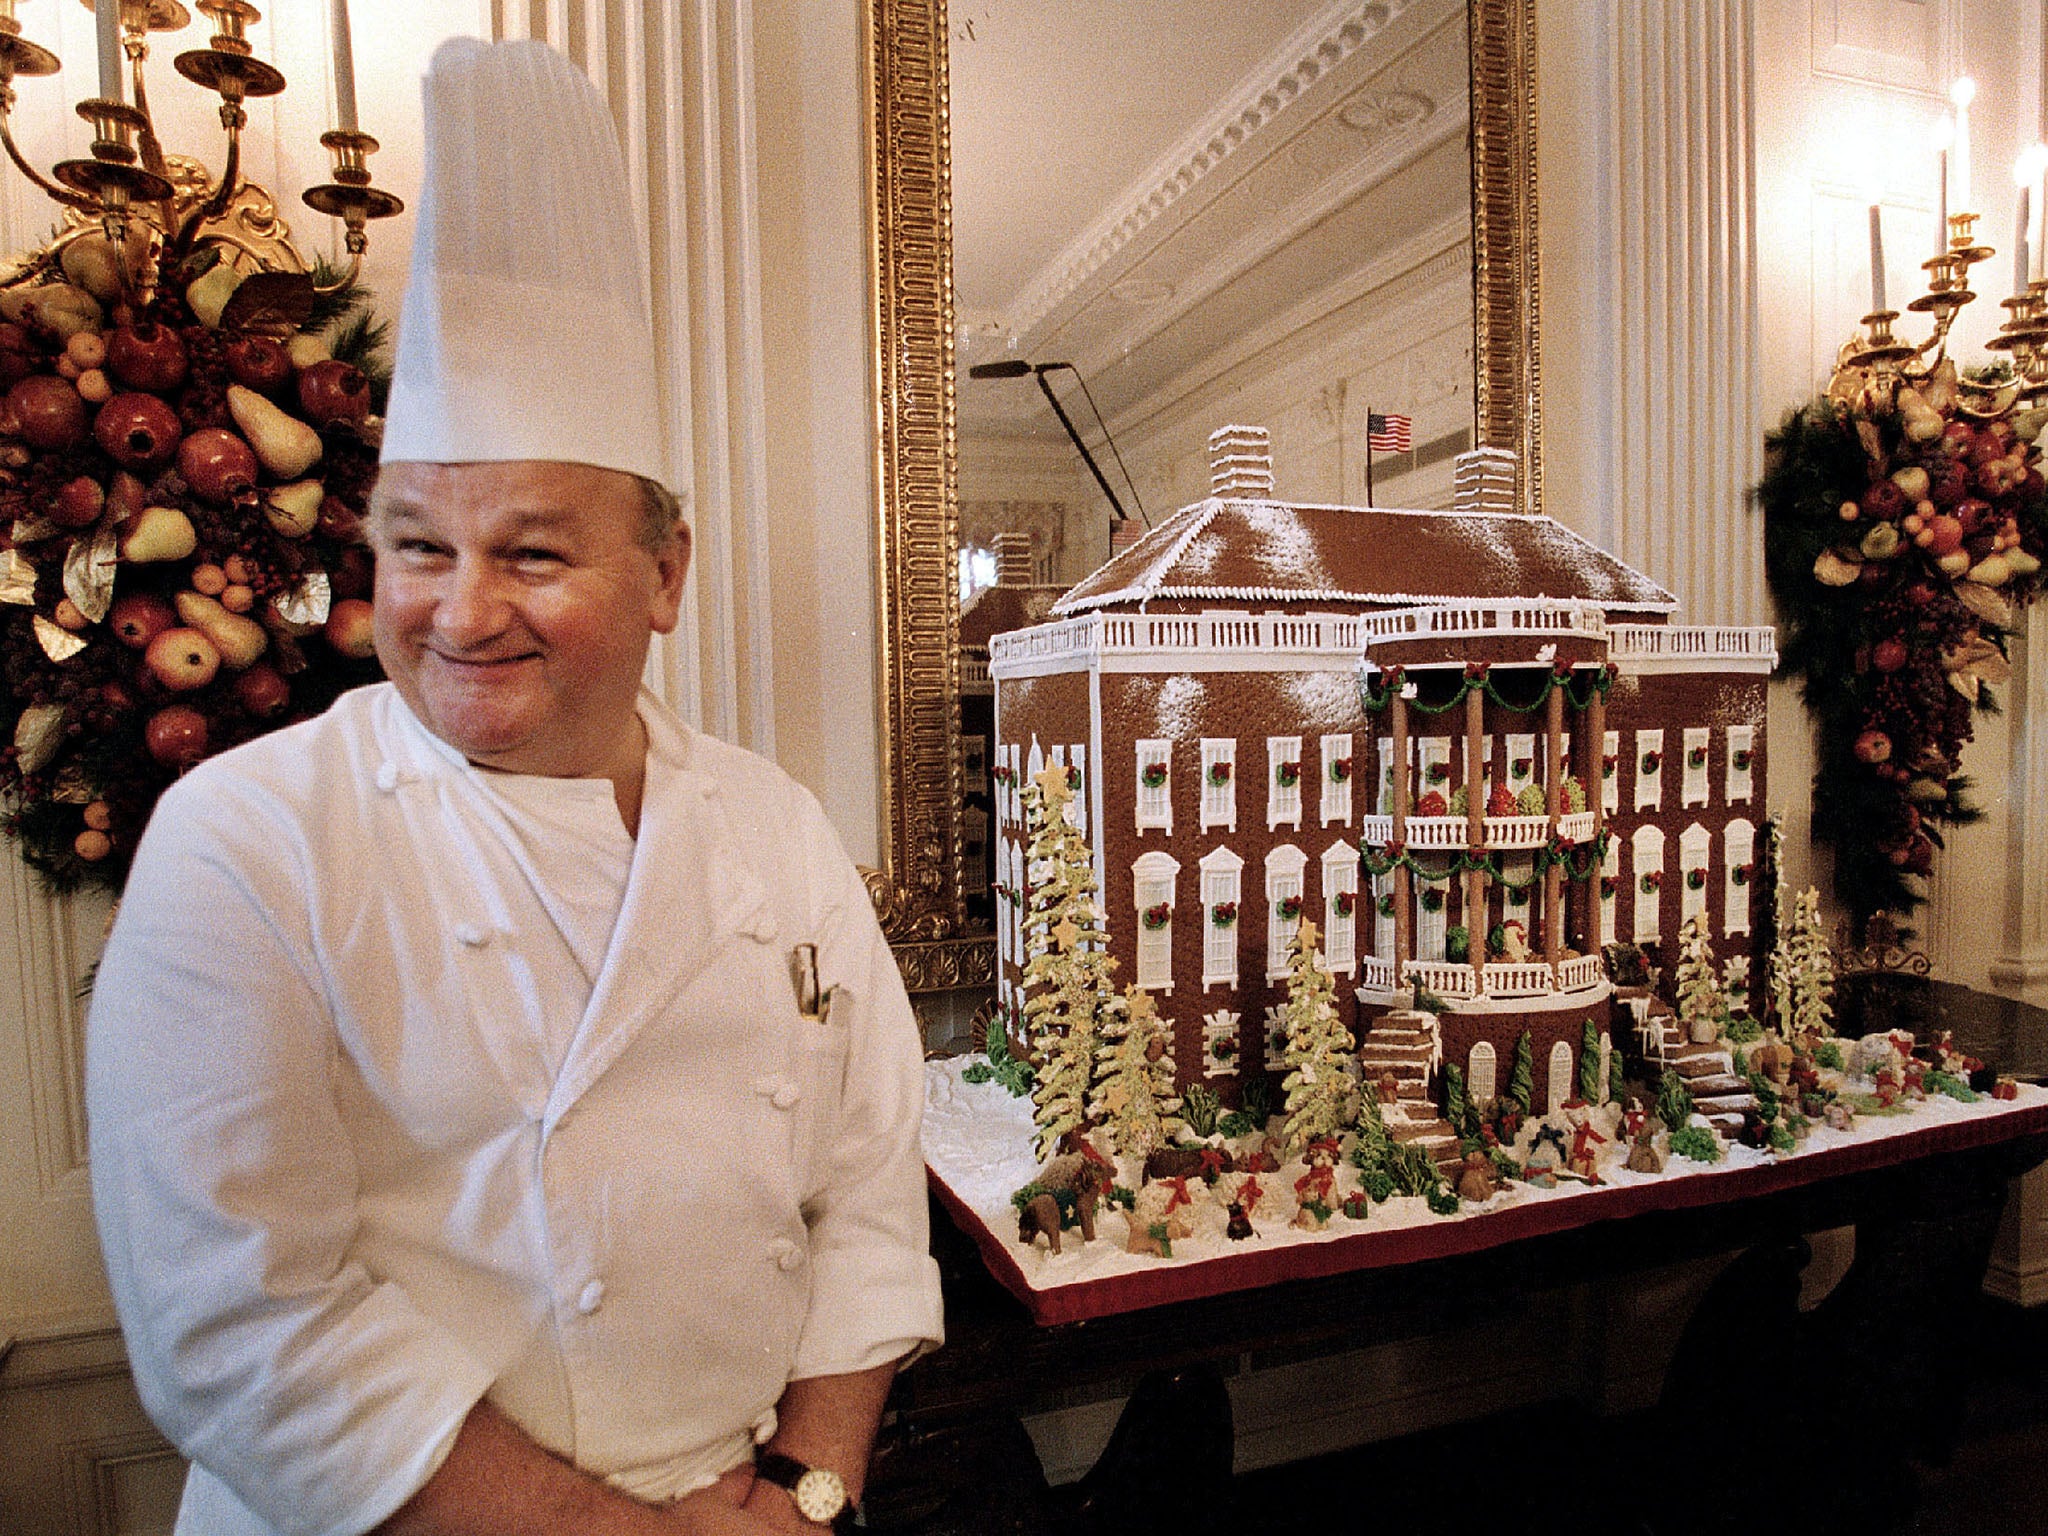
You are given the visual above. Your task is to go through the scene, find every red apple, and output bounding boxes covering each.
[50,474,104,528]
[232,662,291,716]
[323,597,377,658]
[109,591,177,648]
[1859,480,1906,521]
[94,391,183,470]
[143,703,209,765]
[104,320,188,392]
[297,359,371,427]
[144,626,222,691]
[1853,728,1893,765]
[177,427,258,503]
[224,333,292,391]
[1871,636,1909,673]
[6,373,88,450]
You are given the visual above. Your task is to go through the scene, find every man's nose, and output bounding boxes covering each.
[434,560,512,645]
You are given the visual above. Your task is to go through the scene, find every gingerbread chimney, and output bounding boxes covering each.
[1208,424,1274,498]
[1453,446,1521,517]
[994,530,1035,586]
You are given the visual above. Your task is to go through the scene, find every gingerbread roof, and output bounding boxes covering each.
[960,580,1065,648]
[1048,498,1678,617]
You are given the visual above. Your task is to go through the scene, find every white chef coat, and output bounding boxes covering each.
[86,683,944,1536]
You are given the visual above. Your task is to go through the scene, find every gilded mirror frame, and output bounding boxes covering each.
[862,0,1542,989]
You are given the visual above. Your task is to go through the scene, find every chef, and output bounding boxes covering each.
[86,37,942,1536]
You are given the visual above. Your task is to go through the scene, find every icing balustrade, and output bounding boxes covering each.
[990,610,1372,671]
[1358,811,1599,851]
[1606,624,1779,667]
[1358,599,1610,649]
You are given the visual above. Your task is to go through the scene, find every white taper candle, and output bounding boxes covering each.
[96,0,122,105]
[330,0,359,134]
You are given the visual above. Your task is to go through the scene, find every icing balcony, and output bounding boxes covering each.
[1358,951,1609,1006]
[1359,811,1598,851]
[1607,623,1778,672]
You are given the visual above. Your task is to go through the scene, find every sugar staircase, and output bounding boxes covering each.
[1354,1008,1462,1170]
[1625,994,1755,1133]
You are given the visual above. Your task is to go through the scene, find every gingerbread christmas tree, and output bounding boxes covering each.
[1275,918,1357,1155]
[1093,984,1181,1158]
[1674,913,1728,1042]
[1020,762,1122,1158]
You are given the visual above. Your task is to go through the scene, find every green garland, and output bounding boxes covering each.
[1758,382,2048,930]
[1358,662,1614,717]
[1358,829,1610,886]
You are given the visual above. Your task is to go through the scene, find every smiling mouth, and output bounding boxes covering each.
[426,650,542,672]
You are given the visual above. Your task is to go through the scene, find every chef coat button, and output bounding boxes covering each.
[576,1279,606,1314]
[768,1238,803,1272]
[455,922,488,947]
[771,1082,801,1111]
[375,762,400,793]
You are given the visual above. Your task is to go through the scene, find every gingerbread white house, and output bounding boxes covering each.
[987,429,1776,1123]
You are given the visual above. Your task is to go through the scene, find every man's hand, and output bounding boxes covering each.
[742,1360,900,1530]
[377,1400,779,1536]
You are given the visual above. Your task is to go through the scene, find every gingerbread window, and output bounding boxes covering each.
[1265,844,1307,979]
[1724,817,1756,937]
[1321,840,1358,976]
[1199,846,1245,989]
[1267,736,1304,831]
[1319,733,1354,827]
[1132,850,1180,992]
[1681,727,1711,809]
[1135,740,1172,834]
[1200,738,1237,832]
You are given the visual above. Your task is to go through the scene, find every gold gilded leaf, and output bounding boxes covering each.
[33,613,86,661]
[272,570,332,628]
[61,528,119,623]
[12,701,64,773]
[0,548,36,605]
[1954,582,2013,627]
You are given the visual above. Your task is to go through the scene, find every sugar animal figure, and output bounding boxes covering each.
[1034,1152,1108,1243]
[1126,1178,1198,1257]
[1564,1101,1606,1183]
[1497,918,1530,964]
[1378,1070,1401,1105]
[1625,1123,1665,1174]
[1225,1200,1256,1240]
[1291,1138,1339,1229]
[1456,1150,1499,1203]
[1749,1032,1793,1090]
[1017,1192,1066,1254]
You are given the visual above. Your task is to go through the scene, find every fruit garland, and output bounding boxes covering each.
[1759,357,2048,930]
[0,235,389,892]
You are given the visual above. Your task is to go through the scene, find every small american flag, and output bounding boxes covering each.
[1367,412,1412,453]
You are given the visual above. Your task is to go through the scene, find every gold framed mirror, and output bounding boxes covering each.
[862,0,1540,988]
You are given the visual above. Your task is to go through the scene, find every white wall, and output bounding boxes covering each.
[1541,0,2048,994]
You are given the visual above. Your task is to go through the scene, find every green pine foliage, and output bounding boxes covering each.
[1181,1082,1222,1137]
[1656,1069,1695,1133]
[961,1025,1034,1096]
[1443,1063,1473,1139]
[1606,1043,1627,1105]
[1669,1125,1722,1162]
[1927,1070,1978,1102]
[1350,1089,1390,1175]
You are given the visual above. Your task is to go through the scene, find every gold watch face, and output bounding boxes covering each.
[793,1467,847,1523]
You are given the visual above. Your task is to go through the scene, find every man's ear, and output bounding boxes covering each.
[651,521,690,635]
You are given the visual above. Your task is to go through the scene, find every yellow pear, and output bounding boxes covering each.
[119,505,198,563]
[287,331,332,370]
[265,479,324,537]
[175,590,269,669]
[227,383,323,479]
[186,262,244,328]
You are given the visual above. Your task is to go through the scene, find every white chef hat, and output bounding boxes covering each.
[380,37,668,488]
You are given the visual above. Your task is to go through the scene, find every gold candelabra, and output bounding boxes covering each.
[0,0,399,300]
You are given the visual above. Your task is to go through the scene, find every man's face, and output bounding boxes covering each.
[368,460,687,780]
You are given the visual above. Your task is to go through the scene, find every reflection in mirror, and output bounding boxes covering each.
[949,0,1475,609]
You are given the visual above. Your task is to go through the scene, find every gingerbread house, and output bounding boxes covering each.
[987,429,1776,1129]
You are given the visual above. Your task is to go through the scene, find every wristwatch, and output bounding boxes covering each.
[754,1450,858,1531]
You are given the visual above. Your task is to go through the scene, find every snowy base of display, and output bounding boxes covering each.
[923,1056,2048,1325]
